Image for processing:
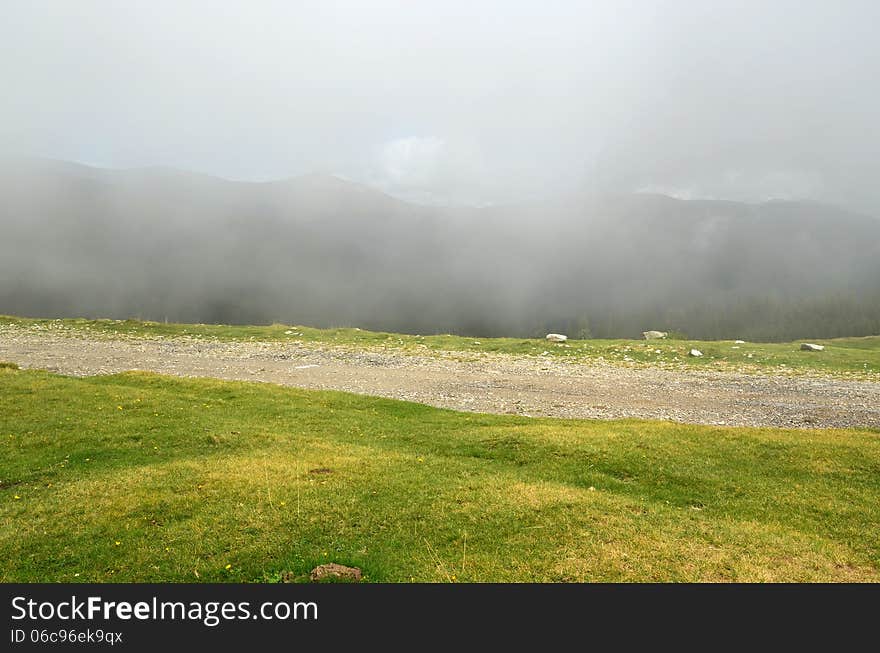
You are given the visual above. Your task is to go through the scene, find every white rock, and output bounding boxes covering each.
[284,330,293,334]
[689,349,703,357]
[545,333,568,342]
[734,340,745,344]
[800,343,825,352]
[643,330,668,340]
[294,364,320,369]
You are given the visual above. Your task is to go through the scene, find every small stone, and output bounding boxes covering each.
[734,340,745,344]
[309,563,362,583]
[689,349,703,357]
[545,333,568,342]
[643,331,668,340]
[800,343,825,352]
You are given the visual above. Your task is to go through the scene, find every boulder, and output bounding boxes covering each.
[689,349,703,357]
[309,563,362,583]
[800,343,825,352]
[643,331,668,340]
[545,333,568,342]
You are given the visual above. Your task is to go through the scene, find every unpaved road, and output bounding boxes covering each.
[2,330,879,429]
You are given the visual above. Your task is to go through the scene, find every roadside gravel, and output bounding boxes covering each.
[2,326,878,429]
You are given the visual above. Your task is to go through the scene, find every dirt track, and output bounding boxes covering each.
[2,329,879,429]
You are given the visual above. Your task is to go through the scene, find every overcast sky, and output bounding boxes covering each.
[2,1,879,210]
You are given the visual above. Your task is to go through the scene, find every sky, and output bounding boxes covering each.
[2,0,879,210]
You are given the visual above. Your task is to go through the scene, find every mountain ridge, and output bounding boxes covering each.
[7,156,877,219]
[1,157,878,340]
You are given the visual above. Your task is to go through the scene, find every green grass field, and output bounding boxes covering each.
[2,315,879,378]
[1,364,878,582]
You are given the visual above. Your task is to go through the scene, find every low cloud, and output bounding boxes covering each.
[362,136,499,206]
[2,1,879,212]
[378,136,445,187]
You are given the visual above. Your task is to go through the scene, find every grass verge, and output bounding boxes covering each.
[2,315,879,378]
[1,365,878,582]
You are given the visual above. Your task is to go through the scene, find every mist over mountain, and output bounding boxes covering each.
[1,158,879,341]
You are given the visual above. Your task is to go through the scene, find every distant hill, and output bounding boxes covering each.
[1,157,879,340]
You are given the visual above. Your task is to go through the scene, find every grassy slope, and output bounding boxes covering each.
[1,366,878,582]
[2,315,879,378]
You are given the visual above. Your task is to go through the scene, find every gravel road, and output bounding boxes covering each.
[2,328,879,429]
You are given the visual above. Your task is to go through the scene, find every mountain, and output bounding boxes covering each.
[1,157,879,340]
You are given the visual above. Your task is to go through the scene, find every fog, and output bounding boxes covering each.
[4,1,880,209]
[2,2,879,339]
